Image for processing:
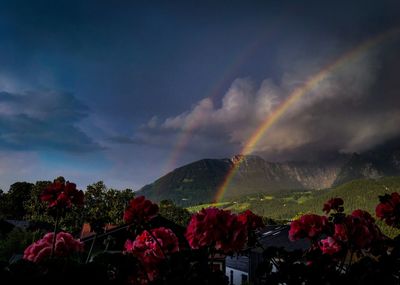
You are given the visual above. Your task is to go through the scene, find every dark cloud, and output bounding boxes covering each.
[107,136,143,145]
[136,35,400,162]
[0,90,102,152]
[0,0,399,190]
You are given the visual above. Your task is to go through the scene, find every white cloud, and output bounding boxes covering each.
[139,44,400,161]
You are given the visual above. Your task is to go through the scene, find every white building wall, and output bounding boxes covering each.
[225,266,248,285]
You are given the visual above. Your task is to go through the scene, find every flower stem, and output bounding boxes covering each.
[347,250,354,272]
[51,209,60,259]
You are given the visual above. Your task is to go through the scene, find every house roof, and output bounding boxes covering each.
[253,224,309,253]
[80,223,119,239]
[226,255,249,272]
[2,219,53,232]
[225,225,309,271]
[5,219,30,230]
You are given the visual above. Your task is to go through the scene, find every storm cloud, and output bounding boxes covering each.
[0,90,102,152]
[138,37,400,162]
[0,0,399,190]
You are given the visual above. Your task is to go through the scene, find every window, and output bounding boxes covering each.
[241,274,247,284]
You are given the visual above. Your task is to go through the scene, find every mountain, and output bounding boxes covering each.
[138,155,344,206]
[333,149,400,186]
[138,146,400,207]
[139,159,231,206]
[222,155,345,197]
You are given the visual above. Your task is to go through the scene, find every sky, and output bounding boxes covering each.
[0,0,399,191]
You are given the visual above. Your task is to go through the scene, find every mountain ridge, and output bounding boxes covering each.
[138,147,400,206]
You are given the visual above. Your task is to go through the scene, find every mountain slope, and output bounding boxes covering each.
[187,176,400,237]
[138,155,344,206]
[333,149,400,186]
[139,146,400,207]
[139,159,231,206]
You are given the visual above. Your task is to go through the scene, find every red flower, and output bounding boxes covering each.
[23,232,83,263]
[333,223,348,242]
[40,181,84,209]
[123,196,159,225]
[237,210,265,231]
[376,192,400,227]
[289,214,329,241]
[124,239,135,252]
[320,237,342,255]
[124,227,179,281]
[351,209,375,223]
[340,210,382,250]
[65,182,84,205]
[40,181,63,208]
[323,197,344,214]
[288,220,303,241]
[218,215,248,253]
[185,207,248,253]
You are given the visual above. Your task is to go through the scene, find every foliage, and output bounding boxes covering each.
[24,180,85,234]
[0,228,35,263]
[22,180,135,234]
[84,181,135,232]
[1,184,263,284]
[0,182,34,219]
[24,180,53,224]
[2,176,400,284]
[159,200,191,227]
[107,188,136,225]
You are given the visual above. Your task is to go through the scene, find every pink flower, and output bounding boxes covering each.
[23,232,83,263]
[124,239,134,252]
[320,237,342,255]
[123,196,159,225]
[124,227,179,281]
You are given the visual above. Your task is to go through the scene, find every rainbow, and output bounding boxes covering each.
[162,36,267,174]
[214,27,400,203]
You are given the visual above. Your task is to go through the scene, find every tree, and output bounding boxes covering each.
[0,189,6,219]
[106,188,135,225]
[24,179,84,234]
[24,180,52,224]
[0,182,34,220]
[84,181,109,232]
[84,181,135,232]
[159,200,191,227]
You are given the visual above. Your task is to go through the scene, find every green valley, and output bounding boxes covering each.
[187,176,400,237]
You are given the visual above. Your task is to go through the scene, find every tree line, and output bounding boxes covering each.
[0,177,191,235]
[0,178,135,234]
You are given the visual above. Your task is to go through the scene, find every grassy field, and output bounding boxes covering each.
[187,176,400,237]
